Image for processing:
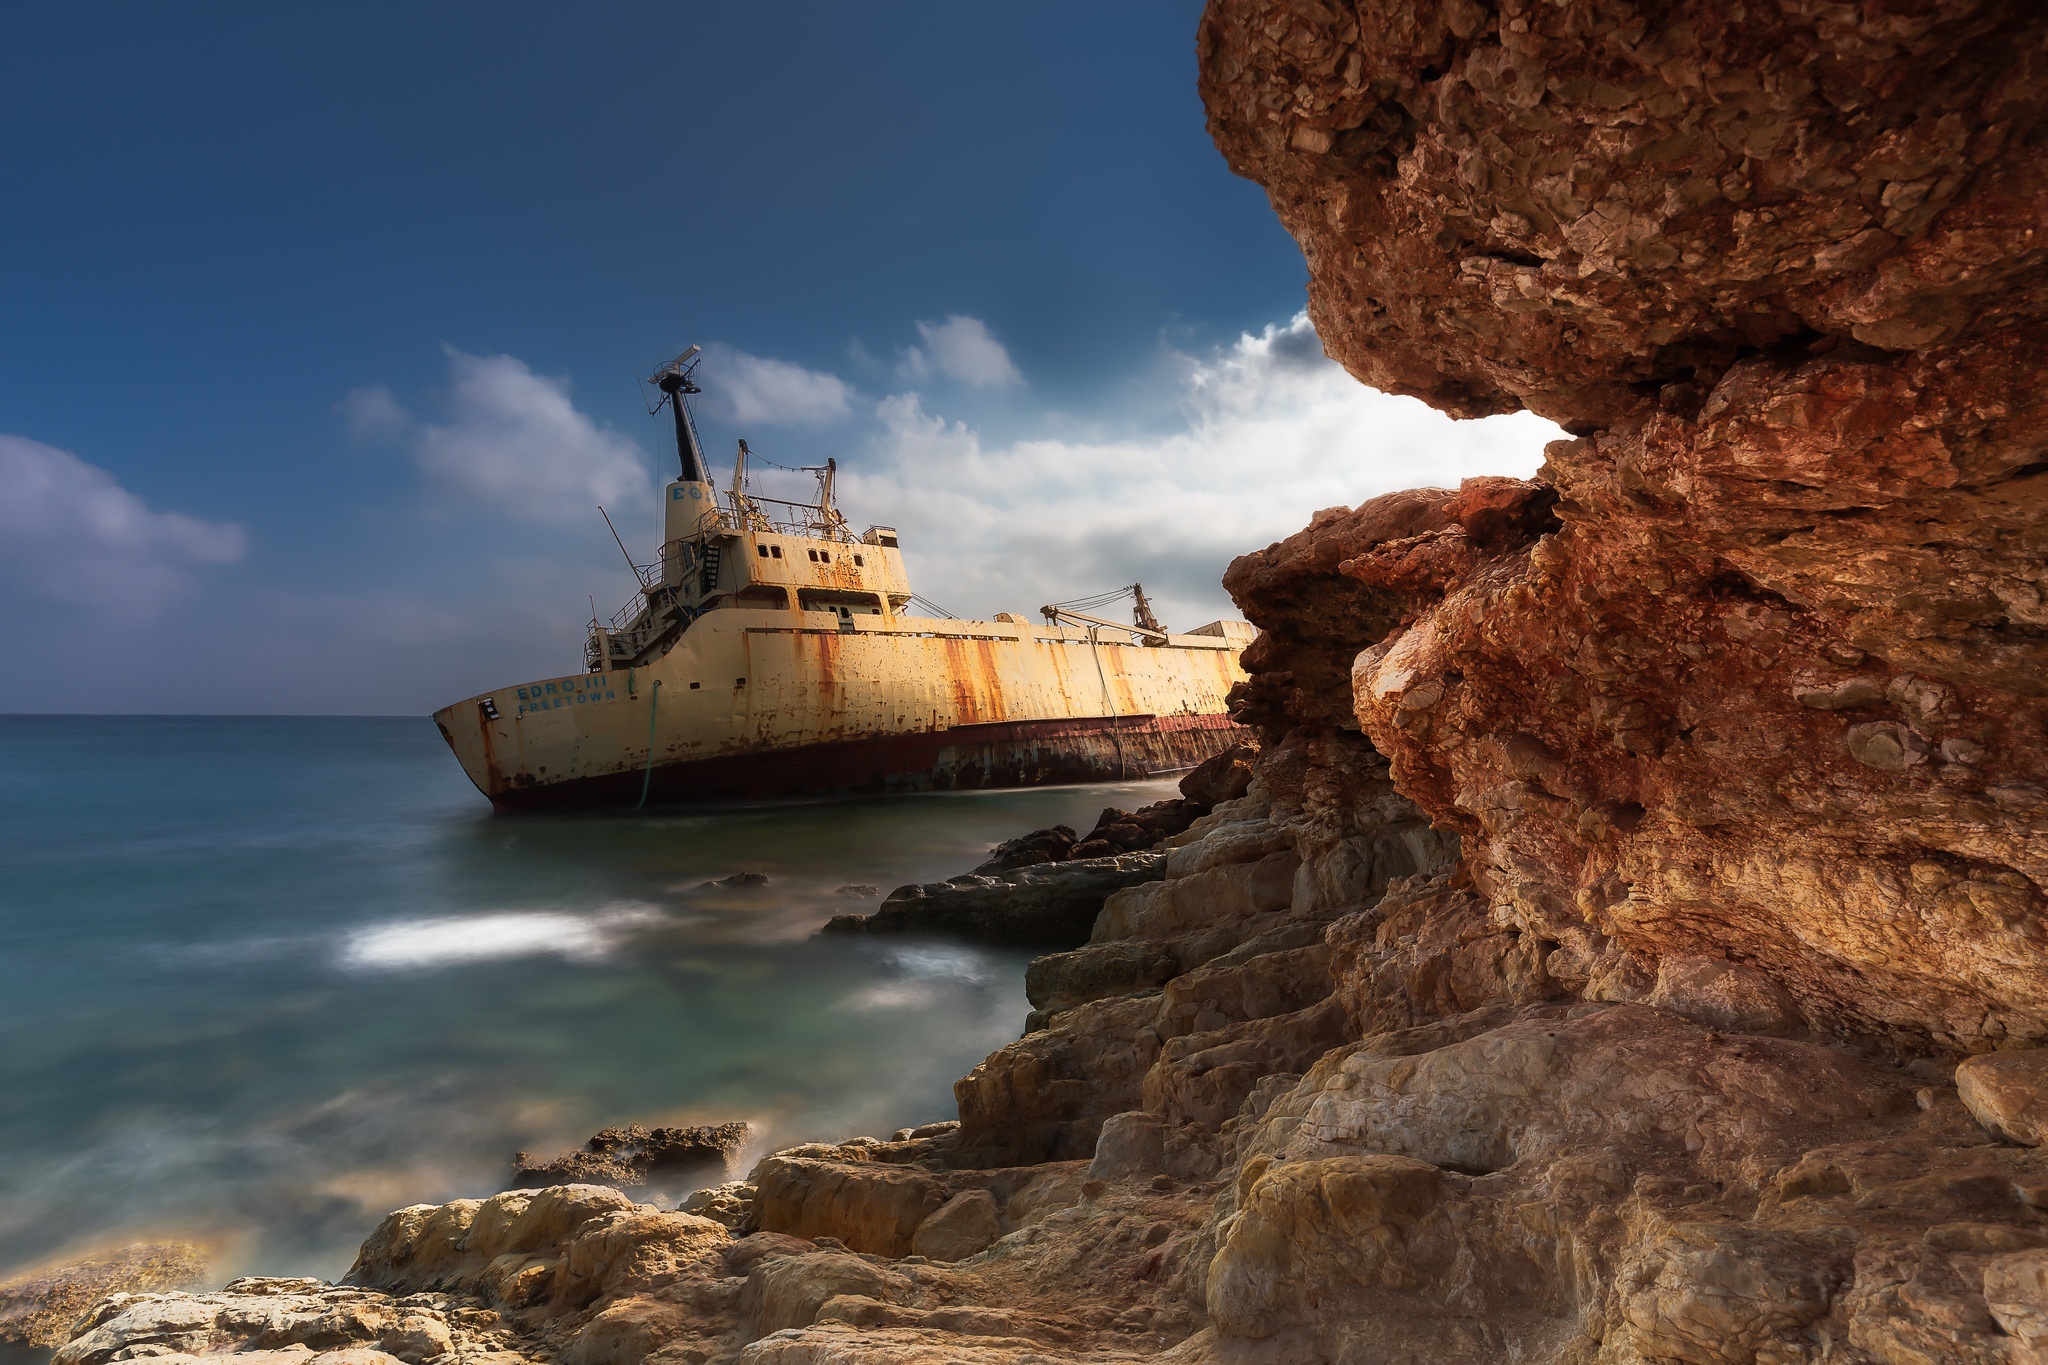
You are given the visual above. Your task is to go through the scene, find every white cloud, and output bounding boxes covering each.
[411,348,651,521]
[340,385,413,443]
[701,346,855,426]
[899,315,1023,389]
[844,313,1563,629]
[0,435,245,612]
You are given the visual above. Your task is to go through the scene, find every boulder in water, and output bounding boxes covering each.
[511,1122,747,1192]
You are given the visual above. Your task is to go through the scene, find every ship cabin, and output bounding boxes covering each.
[586,445,912,673]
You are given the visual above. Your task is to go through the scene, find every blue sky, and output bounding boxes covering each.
[0,4,1558,713]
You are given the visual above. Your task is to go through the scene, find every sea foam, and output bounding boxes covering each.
[339,905,660,971]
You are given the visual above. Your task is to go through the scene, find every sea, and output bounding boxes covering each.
[0,715,1174,1286]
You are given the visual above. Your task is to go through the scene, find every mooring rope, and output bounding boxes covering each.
[633,679,662,812]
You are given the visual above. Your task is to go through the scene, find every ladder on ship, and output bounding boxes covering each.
[700,544,722,595]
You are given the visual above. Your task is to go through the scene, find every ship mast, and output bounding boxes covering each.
[650,345,710,482]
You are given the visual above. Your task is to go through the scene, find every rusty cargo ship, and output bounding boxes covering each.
[432,346,1253,810]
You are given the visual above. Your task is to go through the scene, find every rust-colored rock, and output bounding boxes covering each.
[1205,0,2048,1051]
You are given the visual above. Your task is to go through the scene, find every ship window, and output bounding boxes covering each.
[756,544,769,558]
[771,545,783,558]
[689,681,700,689]
[807,549,818,561]
[735,677,746,687]
[820,551,831,563]
[854,554,864,566]
[798,589,884,615]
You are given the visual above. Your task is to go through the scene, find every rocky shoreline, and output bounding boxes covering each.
[11,1,2048,1360]
[25,758,2048,1362]
[20,754,2047,1365]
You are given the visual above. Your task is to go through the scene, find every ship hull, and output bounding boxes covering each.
[432,609,1253,811]
[481,712,1245,809]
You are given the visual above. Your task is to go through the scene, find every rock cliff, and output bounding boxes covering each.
[46,4,2048,1364]
[1199,0,2048,1050]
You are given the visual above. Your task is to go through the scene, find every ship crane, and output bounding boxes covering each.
[1039,584,1171,645]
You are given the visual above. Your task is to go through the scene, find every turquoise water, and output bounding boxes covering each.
[0,716,1173,1282]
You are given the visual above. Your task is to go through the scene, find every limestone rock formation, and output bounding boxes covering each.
[1201,0,2048,1050]
[53,1278,484,1365]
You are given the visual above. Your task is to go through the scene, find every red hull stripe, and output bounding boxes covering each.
[486,712,1249,810]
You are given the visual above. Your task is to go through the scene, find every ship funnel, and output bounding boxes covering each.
[651,345,710,483]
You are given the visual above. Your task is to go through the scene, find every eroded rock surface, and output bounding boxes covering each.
[1202,0,2048,1051]
[86,777,2048,1363]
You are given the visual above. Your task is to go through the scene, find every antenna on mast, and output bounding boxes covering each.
[649,345,708,482]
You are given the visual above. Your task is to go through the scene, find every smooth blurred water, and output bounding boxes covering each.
[0,716,1175,1283]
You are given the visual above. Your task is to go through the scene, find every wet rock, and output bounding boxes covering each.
[511,1122,747,1193]
[1957,1050,2048,1146]
[972,799,1207,876]
[0,1244,209,1350]
[832,884,879,898]
[819,852,1165,948]
[972,824,1077,873]
[1178,741,1258,808]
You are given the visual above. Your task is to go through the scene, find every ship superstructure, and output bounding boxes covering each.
[433,345,1252,808]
